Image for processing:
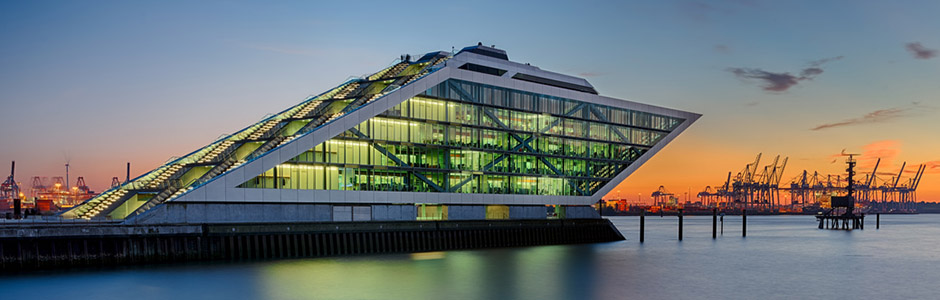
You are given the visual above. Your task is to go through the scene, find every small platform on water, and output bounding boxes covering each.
[815,154,865,231]
[816,214,864,230]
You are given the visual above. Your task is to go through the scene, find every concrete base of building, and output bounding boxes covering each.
[129,202,600,224]
[0,218,624,272]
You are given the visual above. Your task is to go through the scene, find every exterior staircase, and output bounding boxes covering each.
[73,189,129,220]
[198,140,236,163]
[334,82,360,99]
[65,58,457,220]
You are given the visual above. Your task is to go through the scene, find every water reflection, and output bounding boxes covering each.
[4,215,940,300]
[410,251,447,261]
[257,245,600,300]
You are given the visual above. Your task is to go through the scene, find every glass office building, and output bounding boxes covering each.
[64,45,698,223]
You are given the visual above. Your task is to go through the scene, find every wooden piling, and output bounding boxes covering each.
[720,213,724,235]
[640,209,645,243]
[678,209,683,241]
[742,209,747,237]
[877,213,880,229]
[712,208,717,239]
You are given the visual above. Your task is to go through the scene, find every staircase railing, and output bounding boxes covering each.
[91,190,140,220]
[129,179,184,218]
[190,157,239,188]
[203,141,240,164]
[120,58,454,217]
[256,120,289,140]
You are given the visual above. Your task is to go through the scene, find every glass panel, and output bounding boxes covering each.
[240,79,673,197]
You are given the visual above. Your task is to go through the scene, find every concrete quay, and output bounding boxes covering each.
[1,218,624,272]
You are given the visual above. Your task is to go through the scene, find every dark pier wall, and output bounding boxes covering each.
[0,219,623,272]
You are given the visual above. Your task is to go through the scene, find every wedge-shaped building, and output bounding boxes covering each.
[63,45,699,224]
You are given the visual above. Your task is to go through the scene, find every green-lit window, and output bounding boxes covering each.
[240,79,676,197]
[589,123,608,141]
[633,129,652,146]
[591,106,608,122]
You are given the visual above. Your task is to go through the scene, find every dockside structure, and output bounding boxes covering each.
[60,45,699,226]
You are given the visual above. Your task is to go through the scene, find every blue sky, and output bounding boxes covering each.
[1,0,938,200]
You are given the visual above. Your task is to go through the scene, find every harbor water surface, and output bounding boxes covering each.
[2,214,939,300]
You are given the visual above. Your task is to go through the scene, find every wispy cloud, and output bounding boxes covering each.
[808,56,844,66]
[811,107,909,131]
[812,102,934,131]
[714,44,731,54]
[830,140,940,177]
[922,160,940,174]
[728,56,842,93]
[905,42,937,59]
[859,140,900,169]
[727,68,800,92]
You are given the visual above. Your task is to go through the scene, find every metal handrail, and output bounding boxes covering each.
[174,59,450,198]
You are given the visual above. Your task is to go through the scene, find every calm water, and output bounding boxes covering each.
[2,215,940,300]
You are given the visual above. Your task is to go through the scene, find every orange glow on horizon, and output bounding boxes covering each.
[604,138,939,204]
[5,134,937,204]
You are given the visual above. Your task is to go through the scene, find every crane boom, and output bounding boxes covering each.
[893,162,906,188]
[867,158,881,186]
[912,165,926,190]
[766,155,780,185]
[748,153,762,182]
[723,171,731,191]
[775,157,788,185]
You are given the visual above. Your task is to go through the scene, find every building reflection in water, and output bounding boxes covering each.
[258,245,603,300]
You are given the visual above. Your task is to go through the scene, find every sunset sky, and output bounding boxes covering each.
[1,1,938,202]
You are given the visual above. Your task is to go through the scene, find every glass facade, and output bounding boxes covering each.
[239,79,683,196]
